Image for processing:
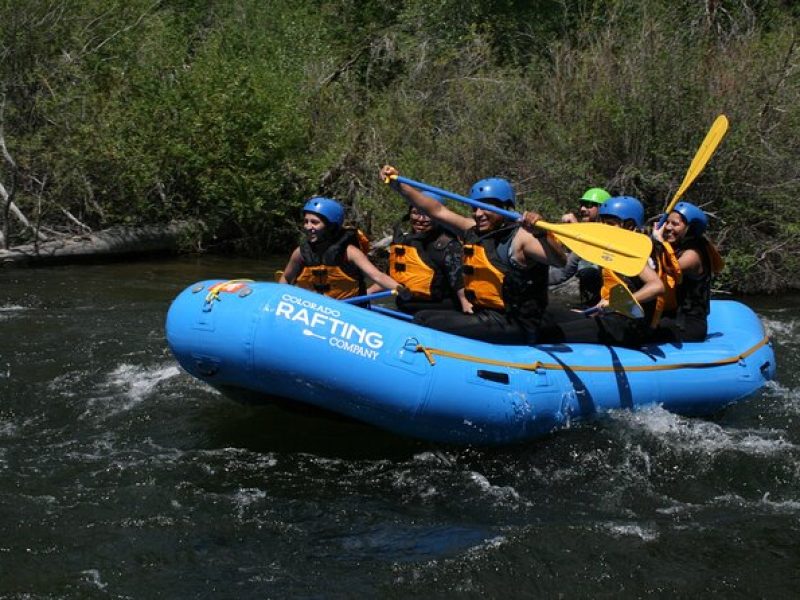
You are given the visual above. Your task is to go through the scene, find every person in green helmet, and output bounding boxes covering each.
[548,187,611,307]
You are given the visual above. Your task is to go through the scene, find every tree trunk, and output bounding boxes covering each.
[0,221,195,266]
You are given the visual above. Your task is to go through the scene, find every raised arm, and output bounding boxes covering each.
[380,165,475,234]
[519,211,567,267]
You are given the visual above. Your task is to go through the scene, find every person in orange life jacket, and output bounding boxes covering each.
[368,191,470,314]
[647,201,720,343]
[380,165,567,344]
[279,196,404,301]
[548,187,612,308]
[538,196,665,348]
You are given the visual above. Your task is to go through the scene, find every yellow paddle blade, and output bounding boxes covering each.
[665,114,729,214]
[609,283,644,319]
[536,221,653,277]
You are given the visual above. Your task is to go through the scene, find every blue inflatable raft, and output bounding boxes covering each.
[165,280,776,445]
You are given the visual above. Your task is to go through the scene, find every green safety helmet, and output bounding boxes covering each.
[580,187,612,205]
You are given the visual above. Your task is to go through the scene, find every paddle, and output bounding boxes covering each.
[368,304,414,320]
[343,289,397,304]
[388,175,652,277]
[658,114,729,225]
[342,290,414,319]
[582,282,644,319]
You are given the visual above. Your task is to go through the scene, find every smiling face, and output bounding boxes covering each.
[409,207,434,234]
[303,212,327,243]
[472,200,507,232]
[662,211,689,244]
[578,200,601,222]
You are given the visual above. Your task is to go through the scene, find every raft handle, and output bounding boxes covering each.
[477,370,510,384]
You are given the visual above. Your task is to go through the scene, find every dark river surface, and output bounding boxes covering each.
[1,256,798,598]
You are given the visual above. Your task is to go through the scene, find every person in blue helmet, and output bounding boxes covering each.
[648,201,723,343]
[549,186,612,307]
[279,196,403,300]
[367,192,470,314]
[379,165,566,344]
[538,196,665,348]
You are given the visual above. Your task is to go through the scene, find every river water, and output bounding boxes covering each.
[1,256,798,597]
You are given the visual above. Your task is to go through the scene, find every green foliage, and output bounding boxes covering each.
[1,0,798,290]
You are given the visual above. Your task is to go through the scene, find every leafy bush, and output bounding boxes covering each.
[1,0,798,291]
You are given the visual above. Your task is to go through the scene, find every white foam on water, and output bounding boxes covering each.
[467,471,525,506]
[80,569,108,591]
[762,316,799,344]
[413,450,458,466]
[758,493,800,513]
[82,362,181,419]
[601,522,659,542]
[0,419,18,438]
[233,487,268,520]
[0,304,28,322]
[460,535,507,564]
[47,370,91,399]
[0,304,27,313]
[762,380,800,414]
[117,515,178,528]
[655,499,700,516]
[108,362,181,401]
[609,404,796,458]
[712,492,800,514]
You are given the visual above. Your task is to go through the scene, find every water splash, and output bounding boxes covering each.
[601,522,659,542]
[762,316,799,345]
[0,304,27,322]
[81,362,181,420]
[609,405,795,457]
[468,471,522,504]
[80,569,108,591]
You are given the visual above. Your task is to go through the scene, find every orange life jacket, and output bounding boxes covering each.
[650,241,682,327]
[388,227,455,301]
[463,243,506,310]
[461,226,548,318]
[295,265,362,300]
[295,228,367,300]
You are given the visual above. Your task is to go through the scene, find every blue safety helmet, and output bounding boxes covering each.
[303,197,344,227]
[672,201,708,236]
[599,196,645,229]
[469,178,515,207]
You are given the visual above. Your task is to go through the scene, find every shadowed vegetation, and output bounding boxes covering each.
[1,0,798,292]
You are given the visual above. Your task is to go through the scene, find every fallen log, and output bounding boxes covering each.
[0,221,195,266]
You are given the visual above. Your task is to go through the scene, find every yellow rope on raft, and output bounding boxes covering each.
[204,279,254,303]
[414,335,771,373]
